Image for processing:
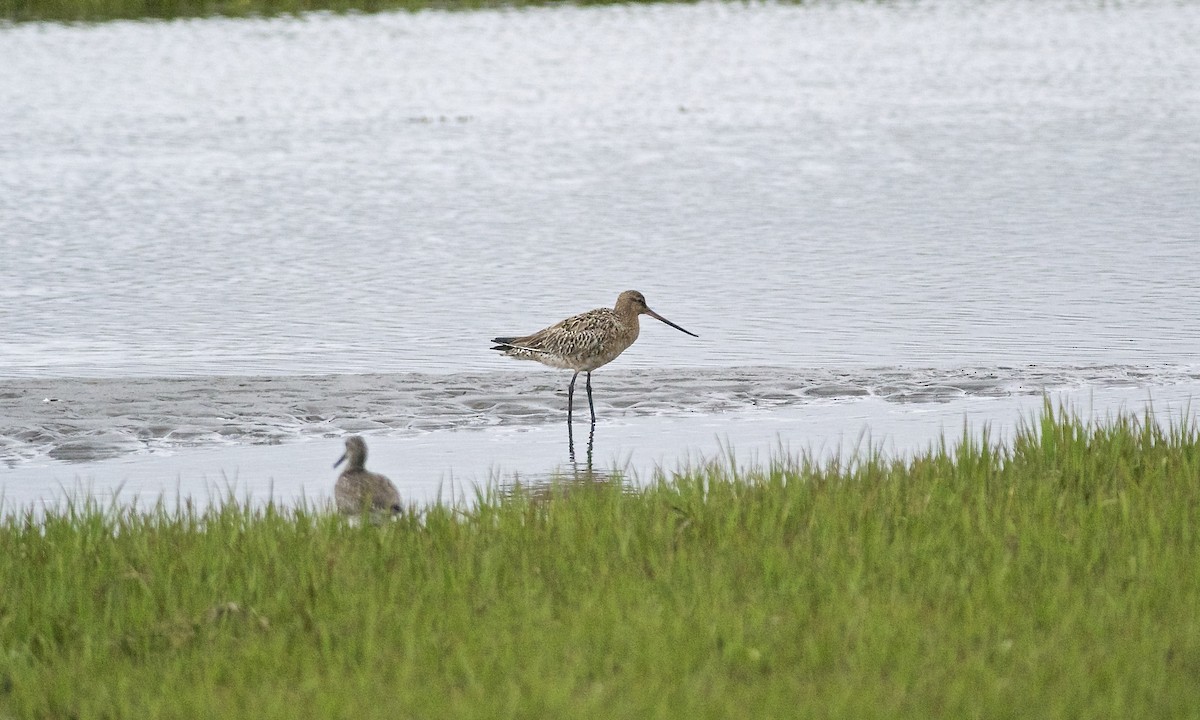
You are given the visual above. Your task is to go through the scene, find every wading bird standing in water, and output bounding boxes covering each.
[333,435,402,516]
[490,290,698,439]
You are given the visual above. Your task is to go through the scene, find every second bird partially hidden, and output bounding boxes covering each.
[491,290,698,426]
[334,435,402,516]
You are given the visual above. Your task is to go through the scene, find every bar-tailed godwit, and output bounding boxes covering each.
[491,290,698,426]
[333,435,402,515]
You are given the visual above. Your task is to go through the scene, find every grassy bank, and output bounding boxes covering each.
[2,405,1199,718]
[4,0,673,24]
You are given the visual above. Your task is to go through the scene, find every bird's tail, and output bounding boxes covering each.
[491,336,548,361]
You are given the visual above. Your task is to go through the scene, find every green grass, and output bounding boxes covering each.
[2,403,1200,718]
[3,0,716,24]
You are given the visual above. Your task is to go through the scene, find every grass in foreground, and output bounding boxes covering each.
[2,404,1200,718]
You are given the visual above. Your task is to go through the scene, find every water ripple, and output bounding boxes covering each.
[3,364,1196,467]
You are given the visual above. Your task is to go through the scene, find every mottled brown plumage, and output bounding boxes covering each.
[491,290,698,426]
[333,436,402,516]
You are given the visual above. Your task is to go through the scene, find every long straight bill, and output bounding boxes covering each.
[645,308,699,337]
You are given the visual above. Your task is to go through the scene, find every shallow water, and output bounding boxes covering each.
[1,0,1198,506]
[3,364,1199,467]
[5,382,1199,515]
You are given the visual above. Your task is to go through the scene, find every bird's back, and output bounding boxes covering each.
[336,469,402,514]
[492,307,638,371]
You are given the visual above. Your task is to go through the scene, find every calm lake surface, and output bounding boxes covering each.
[1,0,1198,507]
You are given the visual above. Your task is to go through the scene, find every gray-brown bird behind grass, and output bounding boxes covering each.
[333,435,402,516]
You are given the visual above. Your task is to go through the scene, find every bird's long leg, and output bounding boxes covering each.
[564,374,578,463]
[586,371,596,425]
[567,371,579,460]
[568,371,579,426]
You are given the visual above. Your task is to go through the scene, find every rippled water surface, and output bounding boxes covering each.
[1,1,1198,497]
[3,0,1198,377]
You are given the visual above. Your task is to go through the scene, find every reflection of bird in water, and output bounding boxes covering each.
[333,436,402,516]
[501,447,632,506]
[490,290,698,432]
[571,420,596,468]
